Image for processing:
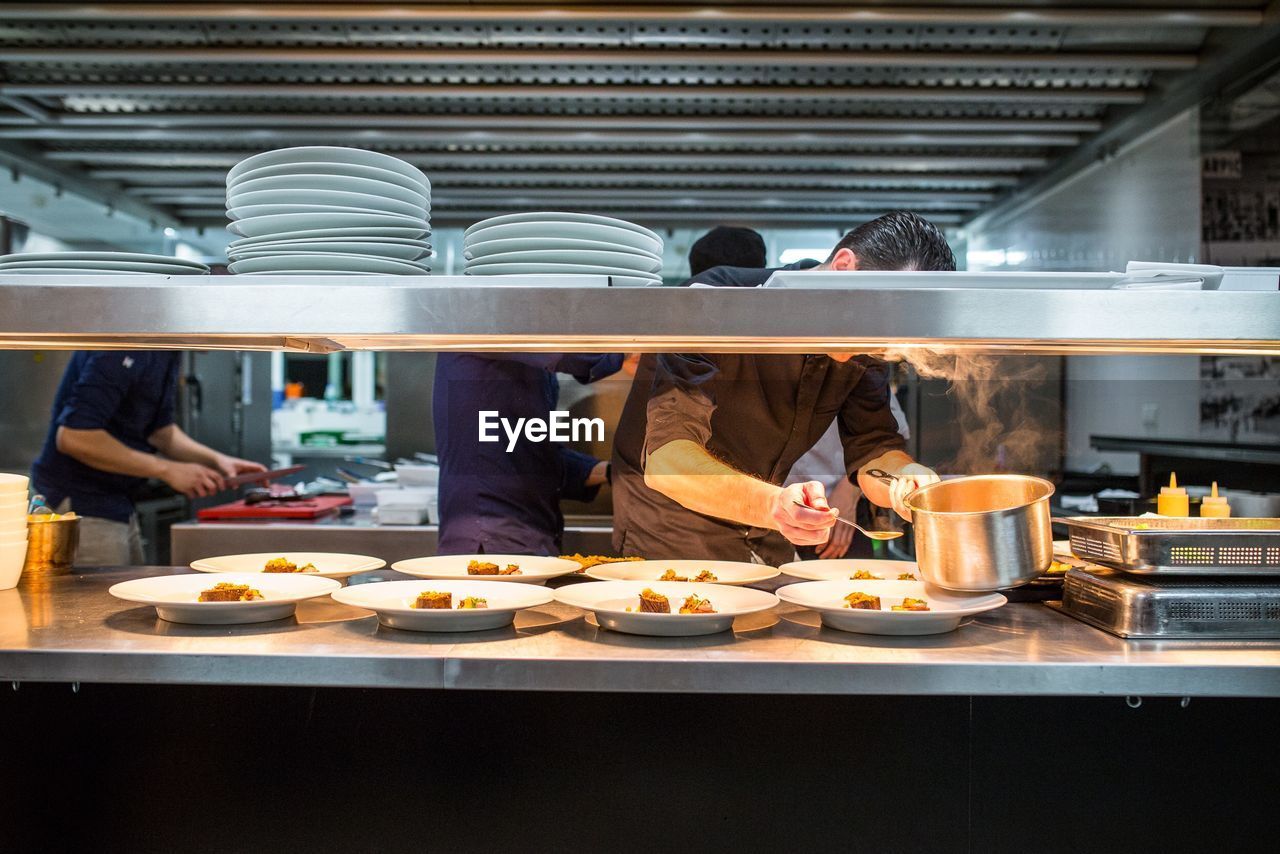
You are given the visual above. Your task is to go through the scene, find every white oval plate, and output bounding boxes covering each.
[227,173,429,208]
[228,202,430,222]
[227,146,429,188]
[775,579,1006,636]
[108,572,341,625]
[392,553,580,585]
[229,241,431,261]
[465,211,661,245]
[464,236,662,262]
[228,253,428,275]
[585,559,779,586]
[227,189,426,219]
[0,251,207,269]
[779,558,921,582]
[228,225,430,246]
[332,578,553,632]
[190,551,386,581]
[0,268,176,276]
[464,248,661,274]
[227,212,429,238]
[230,160,429,197]
[0,259,209,274]
[464,221,661,255]
[223,269,393,277]
[465,261,661,278]
[554,580,778,637]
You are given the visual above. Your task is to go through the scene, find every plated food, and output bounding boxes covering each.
[778,558,920,583]
[776,579,1006,636]
[392,554,579,585]
[108,572,340,625]
[190,552,385,581]
[583,559,778,586]
[331,579,552,632]
[553,580,778,637]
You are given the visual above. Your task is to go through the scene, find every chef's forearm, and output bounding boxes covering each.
[856,449,918,508]
[56,427,168,479]
[148,424,221,467]
[643,439,777,529]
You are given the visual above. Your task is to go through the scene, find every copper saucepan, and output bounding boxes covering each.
[867,469,1055,592]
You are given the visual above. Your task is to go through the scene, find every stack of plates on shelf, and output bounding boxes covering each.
[0,252,209,276]
[462,212,663,287]
[225,146,431,276]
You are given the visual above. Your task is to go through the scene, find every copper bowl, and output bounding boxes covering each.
[23,516,80,576]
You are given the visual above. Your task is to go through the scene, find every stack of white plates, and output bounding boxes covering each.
[225,146,432,276]
[0,474,29,590]
[463,212,663,287]
[0,252,209,276]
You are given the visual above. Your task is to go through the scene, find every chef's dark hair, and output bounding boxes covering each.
[828,211,956,271]
[689,225,767,275]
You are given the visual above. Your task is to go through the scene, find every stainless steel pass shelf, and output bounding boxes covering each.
[1,276,1278,354]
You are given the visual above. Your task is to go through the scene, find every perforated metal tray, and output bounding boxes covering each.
[1053,567,1280,638]
[1063,517,1280,576]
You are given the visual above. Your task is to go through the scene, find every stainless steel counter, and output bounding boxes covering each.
[4,567,1279,697]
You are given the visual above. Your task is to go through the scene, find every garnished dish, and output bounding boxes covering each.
[394,554,579,585]
[583,559,776,586]
[679,594,717,614]
[843,591,881,610]
[851,570,882,580]
[466,560,522,576]
[458,596,488,609]
[561,553,644,574]
[332,579,551,632]
[263,556,317,573]
[659,569,689,582]
[778,558,918,583]
[657,568,721,583]
[693,570,718,583]
[893,597,931,612]
[198,582,264,602]
[413,590,452,610]
[777,579,1006,636]
[638,588,670,613]
[897,573,918,581]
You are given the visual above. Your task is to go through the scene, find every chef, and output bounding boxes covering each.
[433,353,622,556]
[31,350,265,566]
[611,211,954,564]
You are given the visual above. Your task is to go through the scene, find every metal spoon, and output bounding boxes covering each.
[791,500,904,540]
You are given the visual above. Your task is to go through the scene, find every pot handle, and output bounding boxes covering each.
[863,468,913,522]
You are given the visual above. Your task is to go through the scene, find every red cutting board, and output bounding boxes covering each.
[197,495,352,520]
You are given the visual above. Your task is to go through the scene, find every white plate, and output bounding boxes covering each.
[465,211,661,245]
[224,269,393,277]
[392,553,580,585]
[0,259,209,274]
[108,572,341,625]
[0,251,207,269]
[464,236,662,262]
[464,249,661,274]
[228,240,431,261]
[228,202,430,222]
[0,268,163,276]
[554,580,778,637]
[465,261,661,278]
[227,146,429,189]
[228,253,428,275]
[775,579,1006,636]
[227,173,429,208]
[228,212,429,238]
[190,551,386,581]
[230,160,429,198]
[228,225,431,246]
[332,579,553,632]
[779,558,921,582]
[585,559,779,586]
[226,189,426,218]
[464,221,662,255]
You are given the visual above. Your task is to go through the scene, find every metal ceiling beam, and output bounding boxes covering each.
[0,113,1107,133]
[0,4,1261,28]
[0,127,1081,147]
[0,47,1197,70]
[4,83,1147,104]
[159,187,994,204]
[48,150,1050,170]
[185,210,969,225]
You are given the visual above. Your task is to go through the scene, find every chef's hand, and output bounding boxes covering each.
[768,481,838,546]
[160,461,225,498]
[212,453,267,480]
[886,463,941,521]
[817,477,859,559]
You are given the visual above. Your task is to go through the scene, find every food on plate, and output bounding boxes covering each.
[843,591,881,610]
[198,582,264,602]
[638,588,670,613]
[659,569,689,582]
[499,564,522,576]
[263,556,317,573]
[692,570,718,583]
[851,570,882,580]
[892,597,931,612]
[414,591,452,610]
[561,553,644,573]
[679,594,717,614]
[467,560,499,576]
[1047,559,1081,574]
[457,596,488,610]
[897,573,917,580]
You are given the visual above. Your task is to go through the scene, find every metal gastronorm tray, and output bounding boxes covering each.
[1063,517,1280,576]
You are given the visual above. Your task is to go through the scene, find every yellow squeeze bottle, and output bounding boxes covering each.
[1157,472,1190,517]
[1200,482,1232,518]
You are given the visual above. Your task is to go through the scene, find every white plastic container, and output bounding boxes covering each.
[394,463,440,488]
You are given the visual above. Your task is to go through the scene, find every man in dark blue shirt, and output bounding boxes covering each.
[433,352,622,555]
[32,350,264,566]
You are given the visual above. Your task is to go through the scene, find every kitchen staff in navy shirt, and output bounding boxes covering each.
[31,351,264,566]
[433,353,623,555]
